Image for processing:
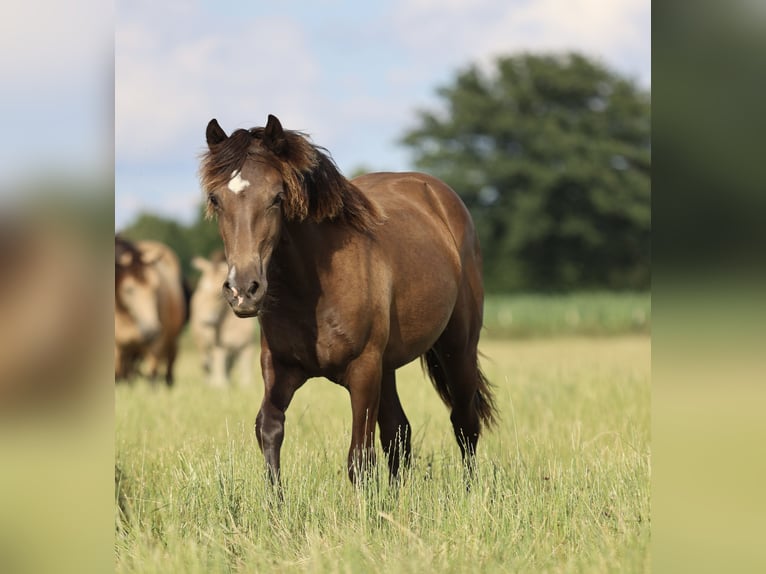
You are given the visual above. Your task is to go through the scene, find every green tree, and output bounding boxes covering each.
[402,52,650,292]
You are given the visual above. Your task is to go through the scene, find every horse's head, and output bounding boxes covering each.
[190,252,229,325]
[115,236,162,342]
[201,114,384,317]
[201,115,298,317]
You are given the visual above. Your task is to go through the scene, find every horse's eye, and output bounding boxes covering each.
[271,193,283,207]
[208,193,220,209]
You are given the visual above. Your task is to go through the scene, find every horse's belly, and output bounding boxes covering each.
[383,266,459,367]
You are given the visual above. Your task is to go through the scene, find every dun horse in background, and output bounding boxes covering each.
[200,114,496,485]
[114,236,187,386]
[190,252,256,387]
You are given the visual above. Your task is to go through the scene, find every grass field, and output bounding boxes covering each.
[483,292,650,338]
[115,328,650,573]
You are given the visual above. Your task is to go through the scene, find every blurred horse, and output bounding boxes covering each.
[0,217,101,408]
[114,237,187,386]
[190,252,256,387]
[200,114,496,484]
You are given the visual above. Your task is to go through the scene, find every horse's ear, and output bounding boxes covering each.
[140,248,164,266]
[191,256,210,273]
[117,250,133,267]
[263,114,287,156]
[206,119,228,147]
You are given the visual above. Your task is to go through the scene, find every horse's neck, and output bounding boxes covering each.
[268,221,324,300]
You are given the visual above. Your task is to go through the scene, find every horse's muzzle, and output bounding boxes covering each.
[222,278,265,317]
[231,305,260,318]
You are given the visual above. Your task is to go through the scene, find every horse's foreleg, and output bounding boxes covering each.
[209,345,227,387]
[255,339,305,488]
[346,353,383,485]
[237,345,254,387]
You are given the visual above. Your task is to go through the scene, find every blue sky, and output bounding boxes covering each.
[0,0,112,198]
[115,0,650,230]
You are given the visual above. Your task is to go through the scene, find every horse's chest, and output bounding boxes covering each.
[262,311,364,378]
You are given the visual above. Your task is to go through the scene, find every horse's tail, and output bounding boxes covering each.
[420,348,497,430]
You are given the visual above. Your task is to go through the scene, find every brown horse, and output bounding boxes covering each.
[115,236,187,386]
[200,114,496,485]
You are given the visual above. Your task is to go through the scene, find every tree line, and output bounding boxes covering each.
[120,52,650,293]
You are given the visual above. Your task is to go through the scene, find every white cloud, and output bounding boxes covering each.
[0,0,112,186]
[0,0,112,87]
[391,0,650,86]
[116,8,322,164]
[485,0,649,80]
[117,1,649,166]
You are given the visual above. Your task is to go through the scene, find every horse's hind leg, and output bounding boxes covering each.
[378,369,411,480]
[144,352,159,383]
[428,290,494,468]
[439,342,482,463]
[164,341,178,387]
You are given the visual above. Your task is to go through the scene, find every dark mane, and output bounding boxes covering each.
[200,125,384,233]
[115,235,142,278]
[115,235,144,309]
[199,128,253,198]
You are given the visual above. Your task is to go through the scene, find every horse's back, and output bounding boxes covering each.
[355,170,470,221]
[135,240,187,348]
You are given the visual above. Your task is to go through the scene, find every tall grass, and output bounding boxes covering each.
[483,292,650,338]
[116,335,650,573]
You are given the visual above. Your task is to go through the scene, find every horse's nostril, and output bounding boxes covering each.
[222,279,258,299]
